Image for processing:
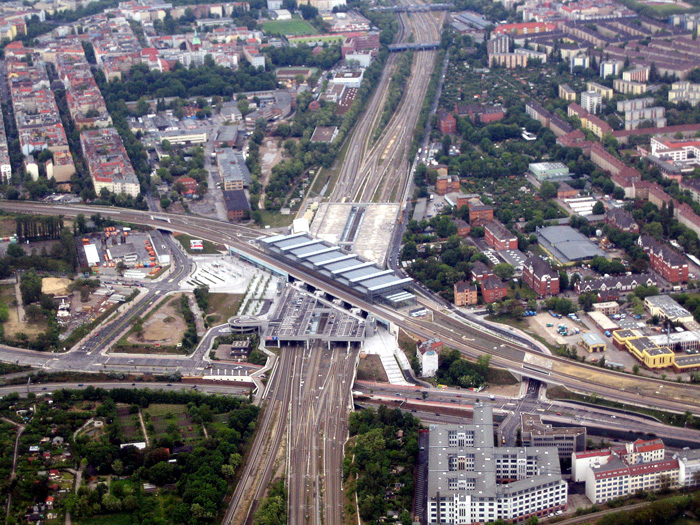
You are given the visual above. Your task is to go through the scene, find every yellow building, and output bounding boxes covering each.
[626,336,675,369]
[580,333,606,353]
[586,81,614,100]
[559,84,577,102]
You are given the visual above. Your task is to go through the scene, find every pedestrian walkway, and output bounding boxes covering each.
[363,329,412,386]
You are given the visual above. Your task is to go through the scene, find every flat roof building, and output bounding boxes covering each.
[580,332,607,353]
[520,413,586,459]
[529,162,571,181]
[427,405,567,525]
[536,225,606,264]
[645,295,694,323]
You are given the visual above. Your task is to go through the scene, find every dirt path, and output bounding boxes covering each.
[3,416,25,520]
[257,140,283,210]
[138,410,150,447]
[14,278,24,323]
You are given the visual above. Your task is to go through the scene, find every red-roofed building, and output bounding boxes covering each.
[573,439,681,504]
[175,176,198,197]
[493,22,556,35]
[438,109,456,134]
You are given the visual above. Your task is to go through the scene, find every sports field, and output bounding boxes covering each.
[262,19,316,36]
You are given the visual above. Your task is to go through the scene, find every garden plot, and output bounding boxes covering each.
[116,405,143,442]
[143,404,201,443]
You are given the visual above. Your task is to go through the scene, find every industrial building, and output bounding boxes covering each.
[258,232,414,306]
[528,162,571,182]
[427,405,567,525]
[535,226,606,264]
[78,228,170,271]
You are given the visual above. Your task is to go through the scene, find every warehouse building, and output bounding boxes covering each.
[536,225,606,264]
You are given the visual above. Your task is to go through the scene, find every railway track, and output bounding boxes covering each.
[356,11,443,204]
[223,351,294,524]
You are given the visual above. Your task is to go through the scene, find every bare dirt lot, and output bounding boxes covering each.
[0,284,47,338]
[41,277,71,295]
[357,354,389,382]
[126,294,187,346]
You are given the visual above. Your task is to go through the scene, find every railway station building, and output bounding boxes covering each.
[258,232,415,307]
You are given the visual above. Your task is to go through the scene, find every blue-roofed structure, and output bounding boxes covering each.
[259,232,415,306]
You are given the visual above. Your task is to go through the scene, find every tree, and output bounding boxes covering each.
[592,201,605,215]
[493,263,515,280]
[115,261,126,276]
[539,181,557,200]
[20,270,43,304]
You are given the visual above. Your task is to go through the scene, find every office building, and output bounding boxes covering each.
[427,406,567,524]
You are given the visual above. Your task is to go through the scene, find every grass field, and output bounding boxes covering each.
[207,293,244,324]
[257,210,295,228]
[262,18,316,36]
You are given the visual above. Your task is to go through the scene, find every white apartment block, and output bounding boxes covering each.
[427,406,567,524]
[674,449,700,487]
[580,91,602,114]
[669,81,700,106]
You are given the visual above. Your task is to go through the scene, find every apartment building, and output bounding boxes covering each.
[522,256,559,296]
[5,43,75,183]
[52,40,112,130]
[80,128,140,197]
[599,59,623,78]
[623,67,650,83]
[604,208,639,233]
[669,81,700,106]
[467,198,494,226]
[427,406,567,525]
[80,14,142,81]
[559,84,577,102]
[481,277,508,303]
[574,274,655,297]
[453,281,478,307]
[586,81,614,100]
[484,220,518,251]
[637,235,689,283]
[0,108,11,184]
[417,339,442,377]
[580,91,602,114]
[613,79,647,95]
[568,103,613,138]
